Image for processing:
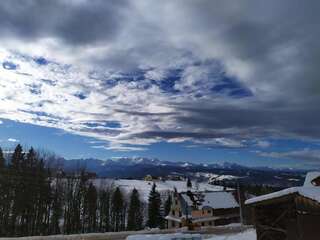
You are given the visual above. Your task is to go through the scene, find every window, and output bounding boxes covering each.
[207,210,211,214]
[172,210,175,215]
[209,221,212,226]
[201,222,205,226]
[179,211,182,217]
[172,221,175,227]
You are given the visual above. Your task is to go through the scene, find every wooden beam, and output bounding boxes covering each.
[258,224,287,234]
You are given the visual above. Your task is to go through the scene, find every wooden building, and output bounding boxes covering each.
[245,172,320,240]
[165,190,239,229]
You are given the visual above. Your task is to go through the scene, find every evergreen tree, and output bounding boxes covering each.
[0,147,5,169]
[0,147,9,236]
[21,147,38,235]
[10,144,24,170]
[9,144,25,235]
[111,187,125,232]
[187,178,192,188]
[85,183,97,232]
[127,188,143,231]
[98,188,111,232]
[147,183,164,229]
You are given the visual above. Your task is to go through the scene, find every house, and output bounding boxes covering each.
[245,172,320,240]
[165,190,240,228]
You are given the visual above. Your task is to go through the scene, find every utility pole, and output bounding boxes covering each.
[237,181,243,226]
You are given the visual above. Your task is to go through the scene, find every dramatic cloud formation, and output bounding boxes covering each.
[0,0,320,166]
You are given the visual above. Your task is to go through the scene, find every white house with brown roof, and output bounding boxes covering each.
[165,190,240,229]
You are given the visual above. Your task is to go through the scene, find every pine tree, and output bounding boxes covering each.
[111,187,125,232]
[86,183,97,232]
[9,144,25,236]
[147,183,164,228]
[127,188,143,231]
[187,178,192,188]
[21,147,38,235]
[0,147,9,236]
[0,147,5,169]
[10,144,24,170]
[98,188,111,232]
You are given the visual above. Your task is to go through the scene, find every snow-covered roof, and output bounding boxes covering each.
[164,215,182,222]
[304,172,320,187]
[181,191,239,210]
[245,186,320,205]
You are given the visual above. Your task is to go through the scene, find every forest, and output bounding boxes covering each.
[0,144,168,237]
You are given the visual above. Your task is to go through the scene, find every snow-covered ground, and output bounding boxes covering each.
[196,173,240,182]
[127,233,202,240]
[206,229,256,240]
[126,229,256,240]
[93,179,227,202]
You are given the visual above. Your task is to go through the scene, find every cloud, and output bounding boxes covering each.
[91,144,146,152]
[256,140,271,148]
[7,138,19,142]
[0,1,320,152]
[259,148,320,165]
[0,0,129,45]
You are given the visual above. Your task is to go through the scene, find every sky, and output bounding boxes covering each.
[0,0,320,169]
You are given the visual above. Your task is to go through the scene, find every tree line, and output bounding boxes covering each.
[0,145,170,237]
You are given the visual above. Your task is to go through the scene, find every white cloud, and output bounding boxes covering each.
[7,138,19,142]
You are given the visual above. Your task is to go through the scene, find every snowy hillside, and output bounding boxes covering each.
[93,179,228,201]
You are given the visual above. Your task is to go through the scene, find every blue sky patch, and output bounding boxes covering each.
[73,92,87,100]
[152,69,183,93]
[27,83,42,95]
[211,76,252,98]
[84,121,121,129]
[34,57,48,65]
[2,61,18,70]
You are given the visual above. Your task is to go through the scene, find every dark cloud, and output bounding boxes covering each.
[130,131,223,140]
[172,99,320,140]
[0,0,129,45]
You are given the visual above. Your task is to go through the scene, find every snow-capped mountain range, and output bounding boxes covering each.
[55,157,306,187]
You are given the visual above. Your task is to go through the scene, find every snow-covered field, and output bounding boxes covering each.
[194,173,240,182]
[93,179,227,201]
[206,229,256,240]
[127,233,202,240]
[126,229,256,240]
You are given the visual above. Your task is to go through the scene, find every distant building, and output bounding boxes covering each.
[246,172,320,240]
[165,190,240,228]
[144,175,153,181]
